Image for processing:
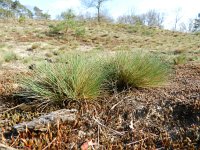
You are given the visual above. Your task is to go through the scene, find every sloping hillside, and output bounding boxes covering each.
[0,19,200,70]
[1,20,200,52]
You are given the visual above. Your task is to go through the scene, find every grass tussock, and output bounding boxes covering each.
[174,54,187,65]
[31,43,41,50]
[20,52,170,102]
[3,50,18,62]
[20,54,107,101]
[0,56,3,67]
[111,51,170,89]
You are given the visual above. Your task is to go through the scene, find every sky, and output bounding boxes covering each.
[19,0,200,29]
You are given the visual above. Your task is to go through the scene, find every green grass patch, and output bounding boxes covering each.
[3,51,18,62]
[20,54,107,102]
[0,56,3,67]
[0,43,7,49]
[31,43,41,50]
[49,19,86,37]
[109,51,170,89]
[20,52,170,102]
[173,54,187,65]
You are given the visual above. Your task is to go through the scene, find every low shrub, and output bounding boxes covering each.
[49,22,67,34]
[75,27,86,37]
[31,43,41,50]
[49,20,85,37]
[18,16,26,23]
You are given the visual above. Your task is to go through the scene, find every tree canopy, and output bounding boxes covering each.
[0,0,33,18]
[81,0,110,22]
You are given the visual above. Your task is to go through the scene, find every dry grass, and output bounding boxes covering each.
[1,20,200,52]
[0,19,199,72]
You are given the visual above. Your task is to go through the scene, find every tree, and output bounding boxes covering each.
[33,6,50,20]
[76,11,93,21]
[0,0,12,10]
[60,9,75,20]
[0,8,14,18]
[117,10,164,28]
[179,18,194,32]
[0,0,14,18]
[192,13,200,32]
[42,12,51,20]
[0,0,33,18]
[143,10,165,28]
[11,0,18,10]
[99,9,113,22]
[117,14,145,25]
[117,10,145,25]
[33,6,42,19]
[173,8,182,30]
[81,0,110,23]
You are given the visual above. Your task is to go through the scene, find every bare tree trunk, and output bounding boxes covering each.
[97,1,101,23]
[97,8,100,22]
[174,19,177,30]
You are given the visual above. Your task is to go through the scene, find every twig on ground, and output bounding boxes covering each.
[42,137,57,150]
[97,125,100,148]
[10,135,20,147]
[156,147,165,150]
[0,103,25,114]
[37,100,51,110]
[40,101,51,112]
[93,117,124,136]
[111,99,124,110]
[0,143,17,150]
[126,137,148,145]
[69,142,75,150]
